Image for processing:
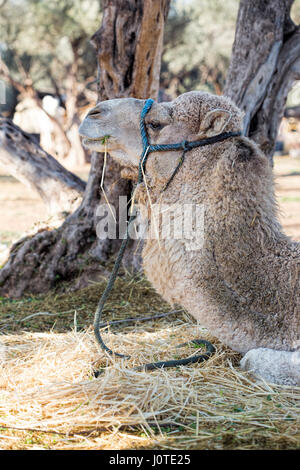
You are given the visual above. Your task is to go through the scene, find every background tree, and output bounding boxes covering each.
[0,0,171,297]
[161,0,239,97]
[0,0,101,164]
[224,0,300,161]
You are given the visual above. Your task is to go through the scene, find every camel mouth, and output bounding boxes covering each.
[81,137,108,149]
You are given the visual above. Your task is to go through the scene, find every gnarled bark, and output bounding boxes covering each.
[0,117,85,216]
[0,0,171,297]
[224,0,300,161]
[93,0,169,100]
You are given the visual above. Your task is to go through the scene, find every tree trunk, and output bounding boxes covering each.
[0,0,170,298]
[0,116,85,216]
[89,0,170,268]
[224,0,300,162]
[94,0,169,100]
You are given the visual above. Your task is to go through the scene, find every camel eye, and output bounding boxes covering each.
[148,121,164,131]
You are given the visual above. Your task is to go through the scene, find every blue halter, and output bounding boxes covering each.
[138,98,241,189]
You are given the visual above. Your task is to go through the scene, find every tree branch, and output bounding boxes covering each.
[251,27,300,156]
[224,0,300,161]
[0,116,86,215]
[0,56,26,94]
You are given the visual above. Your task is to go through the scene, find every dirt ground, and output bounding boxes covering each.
[0,156,299,252]
[0,168,90,253]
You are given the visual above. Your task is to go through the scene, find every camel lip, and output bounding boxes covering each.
[81,137,106,147]
[81,137,103,143]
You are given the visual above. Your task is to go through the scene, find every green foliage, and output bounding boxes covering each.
[1,0,240,102]
[161,0,239,97]
[100,135,111,145]
[1,0,298,108]
[0,0,101,95]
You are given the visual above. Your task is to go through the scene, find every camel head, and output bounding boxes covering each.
[79,91,243,187]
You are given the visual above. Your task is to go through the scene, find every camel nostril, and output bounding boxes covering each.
[88,108,101,118]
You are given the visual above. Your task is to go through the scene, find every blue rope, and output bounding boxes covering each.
[138,98,154,182]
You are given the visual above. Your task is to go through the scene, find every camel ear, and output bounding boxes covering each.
[199,109,231,137]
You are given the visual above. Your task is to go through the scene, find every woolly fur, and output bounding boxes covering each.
[138,92,299,355]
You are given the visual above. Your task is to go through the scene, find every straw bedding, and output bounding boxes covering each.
[0,277,299,450]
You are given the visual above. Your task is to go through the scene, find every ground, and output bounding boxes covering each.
[0,156,299,450]
[0,156,299,252]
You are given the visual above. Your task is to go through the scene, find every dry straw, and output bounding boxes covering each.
[0,315,299,450]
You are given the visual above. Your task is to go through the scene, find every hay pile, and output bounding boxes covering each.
[0,277,299,450]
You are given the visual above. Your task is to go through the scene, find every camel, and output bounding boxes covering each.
[79,91,300,386]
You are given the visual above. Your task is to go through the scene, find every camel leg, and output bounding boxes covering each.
[240,348,300,386]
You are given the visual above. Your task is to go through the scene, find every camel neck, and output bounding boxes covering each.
[203,202,298,333]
